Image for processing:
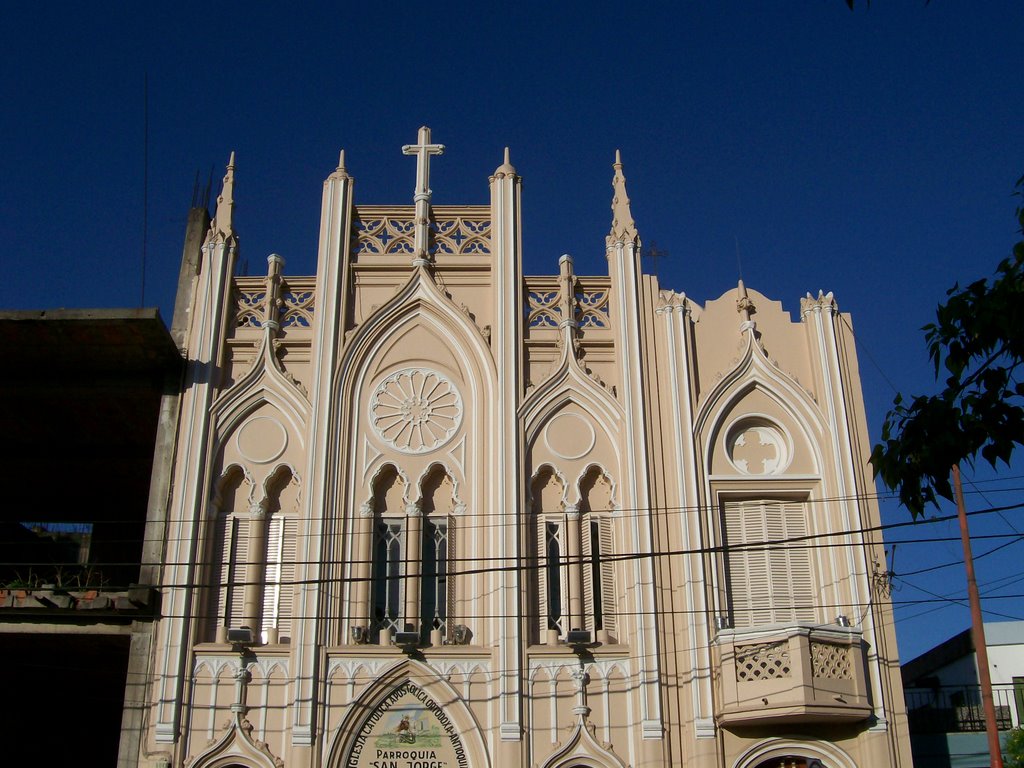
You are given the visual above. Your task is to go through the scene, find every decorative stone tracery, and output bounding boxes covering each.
[369,368,464,454]
[734,641,792,682]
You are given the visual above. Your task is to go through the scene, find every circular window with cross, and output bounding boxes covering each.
[725,418,791,476]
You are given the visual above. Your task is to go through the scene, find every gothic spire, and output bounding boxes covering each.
[211,152,236,240]
[608,149,637,244]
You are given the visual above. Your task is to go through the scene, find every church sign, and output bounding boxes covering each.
[347,682,469,768]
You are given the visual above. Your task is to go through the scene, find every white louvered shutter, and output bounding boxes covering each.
[581,517,594,633]
[277,517,298,641]
[445,516,456,639]
[262,516,298,642]
[536,517,547,636]
[598,517,616,636]
[723,499,815,628]
[776,501,815,623]
[226,516,249,630]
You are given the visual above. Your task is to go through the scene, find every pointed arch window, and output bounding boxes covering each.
[372,520,404,636]
[207,465,299,644]
[531,466,617,642]
[207,468,249,641]
[580,467,617,639]
[260,466,299,643]
[532,468,568,639]
[418,466,457,643]
[421,518,449,638]
[369,465,408,640]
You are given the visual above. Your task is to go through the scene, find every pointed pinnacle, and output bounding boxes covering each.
[332,148,351,179]
[213,152,236,238]
[495,145,517,176]
[736,279,756,324]
[609,149,637,242]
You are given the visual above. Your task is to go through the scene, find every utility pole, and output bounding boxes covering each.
[952,463,1004,768]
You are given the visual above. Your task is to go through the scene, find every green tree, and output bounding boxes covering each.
[870,178,1024,516]
[1006,726,1024,768]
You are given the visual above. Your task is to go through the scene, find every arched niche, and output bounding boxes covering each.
[527,402,619,489]
[323,661,490,768]
[530,465,567,516]
[419,464,458,515]
[706,387,819,477]
[371,464,407,516]
[733,737,858,768]
[218,402,303,479]
[576,465,615,515]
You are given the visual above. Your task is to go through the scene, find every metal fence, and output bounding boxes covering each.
[904,684,1022,733]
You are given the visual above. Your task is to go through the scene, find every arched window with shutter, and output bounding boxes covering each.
[721,497,817,628]
[531,467,567,641]
[261,466,299,644]
[206,467,251,642]
[579,467,617,641]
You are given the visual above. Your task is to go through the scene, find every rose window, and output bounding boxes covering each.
[369,368,463,453]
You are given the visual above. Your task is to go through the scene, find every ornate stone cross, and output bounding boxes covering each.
[733,428,778,474]
[402,126,445,265]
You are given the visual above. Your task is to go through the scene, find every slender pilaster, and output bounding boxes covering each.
[352,502,374,634]
[803,291,886,732]
[155,155,239,747]
[565,504,583,631]
[604,151,664,748]
[403,500,424,632]
[291,151,355,752]
[489,148,525,751]
[242,500,269,637]
[658,292,716,739]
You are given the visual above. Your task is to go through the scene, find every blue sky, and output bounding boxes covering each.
[2,1,1022,663]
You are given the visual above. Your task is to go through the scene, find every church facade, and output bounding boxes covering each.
[133,129,913,768]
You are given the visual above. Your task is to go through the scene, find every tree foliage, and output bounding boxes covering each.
[1006,726,1024,768]
[871,179,1024,517]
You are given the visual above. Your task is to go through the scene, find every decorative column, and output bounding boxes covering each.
[242,500,269,638]
[403,500,423,634]
[351,502,375,638]
[565,504,583,631]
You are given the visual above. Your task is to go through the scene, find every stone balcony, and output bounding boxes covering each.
[712,622,872,726]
